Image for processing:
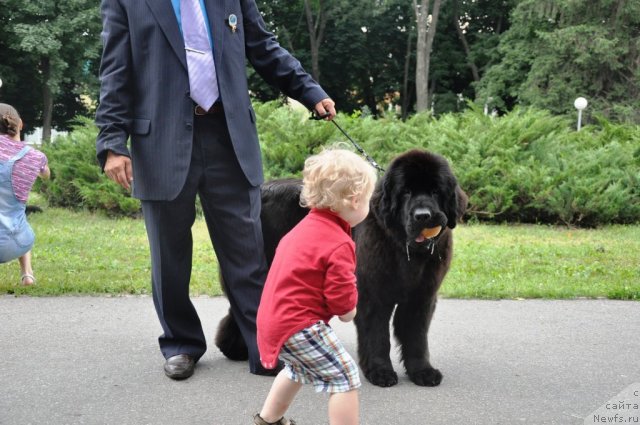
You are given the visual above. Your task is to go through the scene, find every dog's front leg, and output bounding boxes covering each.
[394,295,442,386]
[355,300,398,387]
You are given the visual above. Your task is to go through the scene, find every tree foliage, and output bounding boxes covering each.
[477,0,640,122]
[255,0,514,117]
[0,0,102,139]
[1,0,638,137]
[254,0,415,116]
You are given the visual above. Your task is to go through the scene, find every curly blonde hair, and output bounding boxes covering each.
[300,148,378,210]
[0,103,21,138]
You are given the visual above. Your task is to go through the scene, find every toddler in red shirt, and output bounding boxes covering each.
[254,148,377,425]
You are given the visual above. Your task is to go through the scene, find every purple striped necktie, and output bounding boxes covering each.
[180,0,219,110]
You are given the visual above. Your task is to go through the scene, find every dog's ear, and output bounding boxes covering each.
[444,181,468,229]
[376,171,399,228]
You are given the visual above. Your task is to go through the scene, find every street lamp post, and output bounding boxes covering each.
[574,97,588,131]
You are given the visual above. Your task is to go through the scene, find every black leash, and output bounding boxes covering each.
[310,112,385,173]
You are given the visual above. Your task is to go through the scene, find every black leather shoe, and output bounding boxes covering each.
[164,354,195,380]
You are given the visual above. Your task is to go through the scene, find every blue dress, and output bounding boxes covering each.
[0,146,35,263]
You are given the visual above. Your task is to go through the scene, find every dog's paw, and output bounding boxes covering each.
[408,367,442,386]
[365,368,398,387]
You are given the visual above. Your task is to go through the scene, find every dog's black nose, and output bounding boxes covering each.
[413,208,431,222]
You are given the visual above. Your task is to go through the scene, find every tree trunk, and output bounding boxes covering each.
[424,0,442,110]
[414,0,442,112]
[279,25,296,54]
[613,0,626,32]
[414,0,430,112]
[41,56,53,143]
[402,28,413,120]
[304,0,328,83]
[429,75,436,113]
[453,0,480,82]
[365,85,377,117]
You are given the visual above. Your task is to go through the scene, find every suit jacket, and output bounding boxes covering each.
[95,0,328,200]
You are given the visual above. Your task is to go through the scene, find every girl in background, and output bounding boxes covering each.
[0,103,50,285]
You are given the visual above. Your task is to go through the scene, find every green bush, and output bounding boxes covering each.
[37,104,640,225]
[255,101,338,179]
[257,102,639,226]
[36,117,141,217]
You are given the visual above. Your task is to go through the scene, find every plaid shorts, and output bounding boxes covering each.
[279,321,361,393]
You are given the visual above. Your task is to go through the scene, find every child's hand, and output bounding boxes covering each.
[338,308,357,322]
[39,164,51,180]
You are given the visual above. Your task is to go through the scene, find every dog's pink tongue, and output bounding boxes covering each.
[415,234,426,243]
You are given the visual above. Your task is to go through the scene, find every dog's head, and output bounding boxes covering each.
[373,150,467,249]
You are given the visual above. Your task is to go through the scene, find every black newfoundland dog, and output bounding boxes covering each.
[216,149,467,387]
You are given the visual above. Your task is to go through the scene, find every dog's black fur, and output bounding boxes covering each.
[25,205,43,215]
[215,150,467,387]
[353,150,467,387]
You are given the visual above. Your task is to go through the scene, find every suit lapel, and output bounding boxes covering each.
[205,0,225,69]
[145,0,187,70]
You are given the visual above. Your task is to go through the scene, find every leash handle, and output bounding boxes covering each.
[309,111,385,173]
[309,111,331,121]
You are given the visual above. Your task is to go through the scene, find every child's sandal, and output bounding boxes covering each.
[253,413,296,425]
[20,273,36,286]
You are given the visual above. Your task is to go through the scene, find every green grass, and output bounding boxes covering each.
[1,204,639,300]
[444,224,639,299]
[1,204,219,296]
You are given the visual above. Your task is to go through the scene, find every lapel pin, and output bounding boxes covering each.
[228,14,237,33]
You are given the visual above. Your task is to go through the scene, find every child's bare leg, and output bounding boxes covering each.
[19,251,35,285]
[259,369,302,423]
[328,389,359,425]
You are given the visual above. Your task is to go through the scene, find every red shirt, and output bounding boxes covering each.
[257,208,359,368]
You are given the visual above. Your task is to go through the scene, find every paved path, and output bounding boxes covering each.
[1,297,638,425]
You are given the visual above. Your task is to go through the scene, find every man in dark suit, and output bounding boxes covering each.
[95,0,335,380]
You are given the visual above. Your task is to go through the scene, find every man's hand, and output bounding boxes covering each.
[104,151,133,191]
[314,98,336,121]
